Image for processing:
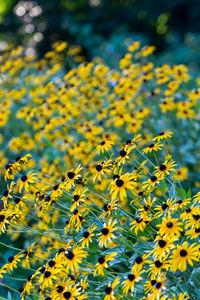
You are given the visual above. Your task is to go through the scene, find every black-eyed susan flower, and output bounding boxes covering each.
[71,187,87,211]
[51,183,63,199]
[193,192,200,204]
[63,165,83,191]
[99,199,118,218]
[154,198,175,217]
[18,171,38,193]
[75,210,89,232]
[51,279,67,299]
[39,267,60,288]
[144,276,158,294]
[153,236,175,259]
[79,225,97,247]
[1,181,15,206]
[153,131,173,141]
[154,160,176,178]
[93,252,118,276]
[174,198,191,211]
[181,205,199,221]
[115,148,131,165]
[158,216,183,238]
[148,256,169,275]
[5,252,25,273]
[150,275,166,299]
[124,134,141,151]
[99,219,118,248]
[186,226,200,239]
[69,207,87,227]
[104,278,119,300]
[185,211,200,229]
[4,162,17,181]
[142,142,163,154]
[175,167,188,181]
[21,242,36,268]
[95,140,114,155]
[131,253,151,272]
[93,159,112,182]
[62,283,81,300]
[170,242,199,272]
[109,172,136,200]
[64,246,87,273]
[122,269,144,294]
[15,153,32,170]
[76,278,88,293]
[0,210,13,233]
[130,215,149,235]
[169,292,189,300]
[128,41,140,52]
[23,274,34,295]
[143,175,162,191]
[137,196,156,215]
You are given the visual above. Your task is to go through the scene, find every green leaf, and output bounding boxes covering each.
[49,248,57,253]
[49,218,53,228]
[186,188,191,198]
[161,179,166,194]
[177,188,186,198]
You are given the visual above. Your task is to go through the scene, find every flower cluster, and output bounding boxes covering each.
[0,41,199,299]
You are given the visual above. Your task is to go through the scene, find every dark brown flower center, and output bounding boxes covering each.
[120,150,126,157]
[96,164,103,172]
[158,240,166,248]
[104,286,112,294]
[66,251,74,260]
[180,249,187,257]
[21,175,27,182]
[67,172,75,179]
[98,257,105,264]
[128,274,135,281]
[101,228,109,235]
[154,260,162,268]
[115,179,124,187]
[159,164,166,171]
[166,222,173,228]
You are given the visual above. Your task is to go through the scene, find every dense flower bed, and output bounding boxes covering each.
[0,41,199,299]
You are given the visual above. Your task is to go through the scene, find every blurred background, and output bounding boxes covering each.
[1,0,200,68]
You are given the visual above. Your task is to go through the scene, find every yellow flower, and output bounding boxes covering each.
[64,246,88,273]
[93,252,118,276]
[18,171,38,193]
[95,140,114,155]
[174,167,188,181]
[104,278,120,300]
[153,131,173,141]
[79,225,97,248]
[130,215,149,235]
[143,174,162,191]
[99,199,118,218]
[154,198,176,217]
[62,165,83,191]
[0,210,13,233]
[154,160,176,178]
[93,159,112,182]
[99,219,118,248]
[122,269,144,294]
[142,142,163,154]
[158,216,183,238]
[170,242,199,272]
[109,172,136,200]
[128,41,140,52]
